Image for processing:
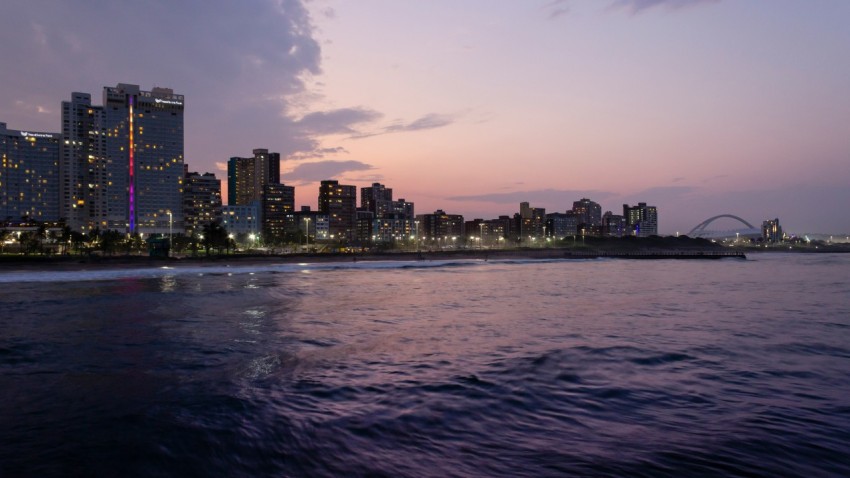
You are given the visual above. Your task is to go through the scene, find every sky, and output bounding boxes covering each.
[2,0,849,235]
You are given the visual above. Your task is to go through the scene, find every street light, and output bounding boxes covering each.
[415,220,420,252]
[304,217,311,249]
[479,223,485,250]
[167,210,172,257]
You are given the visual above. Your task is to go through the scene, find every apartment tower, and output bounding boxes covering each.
[103,83,185,234]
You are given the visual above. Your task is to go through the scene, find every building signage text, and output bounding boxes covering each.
[154,98,183,106]
[20,131,55,139]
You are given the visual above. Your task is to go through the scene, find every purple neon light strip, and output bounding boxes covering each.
[129,96,135,234]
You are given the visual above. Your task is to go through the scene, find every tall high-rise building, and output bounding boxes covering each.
[572,198,602,226]
[227,148,280,206]
[546,212,578,239]
[359,182,415,244]
[268,152,280,185]
[602,211,626,237]
[319,180,357,241]
[0,122,60,221]
[762,218,782,242]
[520,201,533,219]
[416,210,464,243]
[103,83,185,234]
[183,171,222,236]
[489,216,514,243]
[623,202,658,237]
[361,182,393,217]
[391,198,414,218]
[261,183,295,241]
[518,202,546,240]
[60,92,106,231]
[227,148,285,242]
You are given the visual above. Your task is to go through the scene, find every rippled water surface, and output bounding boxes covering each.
[1,253,849,477]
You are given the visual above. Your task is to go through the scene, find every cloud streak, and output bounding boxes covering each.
[542,0,570,20]
[353,113,459,139]
[283,109,457,156]
[608,0,721,14]
[448,189,618,206]
[621,185,697,202]
[288,146,350,161]
[281,160,375,185]
[293,107,382,136]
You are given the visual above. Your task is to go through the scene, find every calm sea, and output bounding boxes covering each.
[1,253,848,477]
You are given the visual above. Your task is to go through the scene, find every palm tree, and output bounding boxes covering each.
[128,233,145,255]
[58,225,72,255]
[19,231,39,255]
[202,221,229,255]
[100,230,122,255]
[0,229,10,254]
[70,231,86,255]
[86,227,101,255]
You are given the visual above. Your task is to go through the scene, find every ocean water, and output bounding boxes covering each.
[1,253,848,477]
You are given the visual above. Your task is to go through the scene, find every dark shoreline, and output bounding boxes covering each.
[0,247,750,272]
[4,243,848,272]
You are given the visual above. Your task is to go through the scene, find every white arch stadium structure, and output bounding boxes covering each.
[687,215,762,240]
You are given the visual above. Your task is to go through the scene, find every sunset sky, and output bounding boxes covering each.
[2,0,849,234]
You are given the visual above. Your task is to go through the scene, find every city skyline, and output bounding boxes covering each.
[2,0,849,234]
